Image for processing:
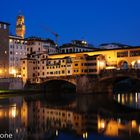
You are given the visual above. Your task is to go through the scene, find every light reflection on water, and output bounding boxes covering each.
[0,93,140,140]
[114,92,140,109]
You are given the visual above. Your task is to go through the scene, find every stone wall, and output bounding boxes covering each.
[0,78,23,90]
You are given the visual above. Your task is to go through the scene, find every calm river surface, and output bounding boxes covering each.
[0,92,140,140]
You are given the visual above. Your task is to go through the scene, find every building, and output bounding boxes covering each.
[0,21,10,77]
[21,45,140,84]
[60,40,96,54]
[26,37,58,56]
[99,43,131,49]
[21,53,106,84]
[0,14,27,77]
[16,14,26,38]
[9,35,27,76]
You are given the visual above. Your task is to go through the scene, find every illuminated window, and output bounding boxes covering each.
[4,24,7,29]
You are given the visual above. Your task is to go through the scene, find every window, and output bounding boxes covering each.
[130,50,140,57]
[88,69,97,72]
[4,24,7,29]
[75,64,78,66]
[62,70,65,74]
[85,63,96,66]
[117,51,128,57]
[84,69,88,72]
[86,57,96,60]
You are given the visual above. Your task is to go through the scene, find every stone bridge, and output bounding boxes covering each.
[41,69,140,94]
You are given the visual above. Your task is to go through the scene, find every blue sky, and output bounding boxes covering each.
[1,0,140,46]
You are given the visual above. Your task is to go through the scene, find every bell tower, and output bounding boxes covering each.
[16,14,25,38]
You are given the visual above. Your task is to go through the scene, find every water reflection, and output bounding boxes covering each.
[0,93,140,140]
[114,92,140,109]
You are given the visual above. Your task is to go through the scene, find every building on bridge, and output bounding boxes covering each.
[48,46,140,70]
[21,54,106,83]
[21,45,140,84]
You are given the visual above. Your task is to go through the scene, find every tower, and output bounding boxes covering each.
[16,14,25,38]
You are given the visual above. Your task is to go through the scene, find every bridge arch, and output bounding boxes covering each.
[42,77,77,86]
[118,60,129,69]
[95,70,140,93]
[42,79,77,93]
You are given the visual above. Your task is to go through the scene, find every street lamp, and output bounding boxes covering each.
[11,68,17,77]
[0,69,2,74]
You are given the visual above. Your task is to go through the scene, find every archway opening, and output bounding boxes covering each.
[43,80,76,94]
[118,61,128,69]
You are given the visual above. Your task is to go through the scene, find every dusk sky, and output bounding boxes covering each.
[1,0,140,46]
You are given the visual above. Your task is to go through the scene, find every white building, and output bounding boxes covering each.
[9,35,27,76]
[60,40,96,53]
[26,37,58,57]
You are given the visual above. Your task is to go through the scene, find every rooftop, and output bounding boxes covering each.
[25,36,56,45]
[9,35,25,40]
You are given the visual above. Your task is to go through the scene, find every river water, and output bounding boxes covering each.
[0,92,140,140]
